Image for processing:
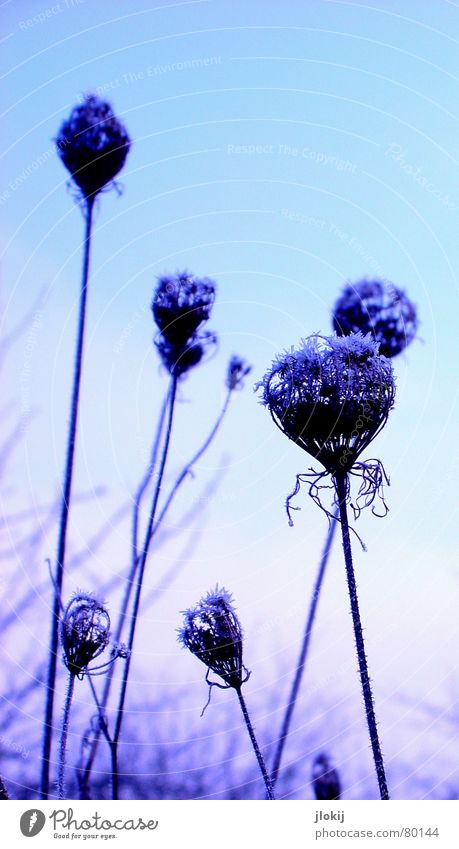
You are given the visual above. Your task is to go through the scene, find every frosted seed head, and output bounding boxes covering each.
[56,95,131,199]
[61,593,110,678]
[312,753,341,800]
[332,278,418,358]
[257,332,395,472]
[155,330,217,377]
[152,271,216,348]
[178,587,246,689]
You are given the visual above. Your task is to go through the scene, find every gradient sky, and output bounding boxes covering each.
[1,0,459,798]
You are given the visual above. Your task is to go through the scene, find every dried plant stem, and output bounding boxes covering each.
[271,511,338,787]
[110,374,178,800]
[0,774,9,800]
[41,197,94,800]
[76,390,169,799]
[132,391,170,562]
[334,471,389,800]
[151,385,232,535]
[77,676,113,801]
[57,674,75,800]
[236,688,275,800]
[78,385,233,798]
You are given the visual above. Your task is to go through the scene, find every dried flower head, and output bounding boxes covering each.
[333,278,418,358]
[56,95,131,198]
[111,642,130,660]
[155,330,217,377]
[61,594,110,678]
[178,587,249,689]
[152,271,216,348]
[226,356,252,391]
[312,753,341,800]
[257,333,395,474]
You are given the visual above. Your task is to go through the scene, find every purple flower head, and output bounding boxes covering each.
[257,332,395,473]
[226,356,252,391]
[56,95,131,198]
[332,278,418,358]
[178,587,248,689]
[152,271,216,348]
[60,593,110,678]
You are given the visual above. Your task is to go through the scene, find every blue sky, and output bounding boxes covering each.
[1,0,459,798]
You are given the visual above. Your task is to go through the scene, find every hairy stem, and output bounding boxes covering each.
[58,674,75,800]
[271,511,338,787]
[132,390,170,563]
[236,687,275,800]
[111,374,178,799]
[0,774,9,800]
[41,198,94,800]
[334,471,389,800]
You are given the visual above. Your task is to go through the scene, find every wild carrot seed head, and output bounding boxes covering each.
[257,332,395,473]
[312,753,342,800]
[56,95,131,199]
[61,593,110,679]
[155,332,215,377]
[332,278,418,358]
[156,335,203,375]
[152,271,216,348]
[178,587,246,689]
[226,356,252,391]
